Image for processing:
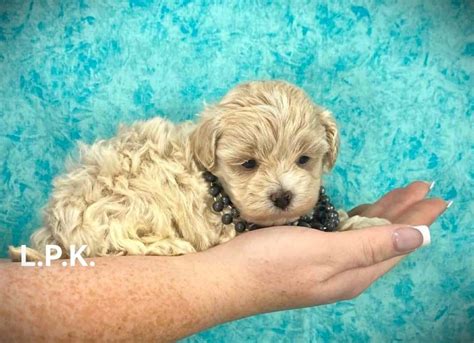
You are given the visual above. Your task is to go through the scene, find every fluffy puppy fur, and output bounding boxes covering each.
[10,80,389,261]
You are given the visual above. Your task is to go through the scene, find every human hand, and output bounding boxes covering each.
[0,182,449,342]
[203,181,449,315]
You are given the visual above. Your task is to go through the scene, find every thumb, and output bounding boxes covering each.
[328,224,431,273]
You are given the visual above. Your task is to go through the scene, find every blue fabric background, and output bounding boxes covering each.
[0,0,472,341]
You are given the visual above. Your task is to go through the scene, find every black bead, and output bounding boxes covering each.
[312,222,323,230]
[234,221,247,232]
[221,195,231,206]
[318,212,328,222]
[209,185,220,197]
[287,186,339,232]
[230,208,240,218]
[212,200,224,212]
[203,171,217,182]
[319,196,329,204]
[248,223,260,231]
[298,221,312,228]
[222,213,233,225]
[315,207,323,214]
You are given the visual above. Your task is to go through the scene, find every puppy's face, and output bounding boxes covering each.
[191,81,339,226]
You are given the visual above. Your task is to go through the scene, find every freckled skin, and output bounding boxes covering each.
[0,256,252,342]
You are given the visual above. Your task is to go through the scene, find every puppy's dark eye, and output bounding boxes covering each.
[297,155,310,165]
[242,159,257,169]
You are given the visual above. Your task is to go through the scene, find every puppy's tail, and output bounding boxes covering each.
[9,226,52,262]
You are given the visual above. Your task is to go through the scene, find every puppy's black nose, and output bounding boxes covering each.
[270,190,293,209]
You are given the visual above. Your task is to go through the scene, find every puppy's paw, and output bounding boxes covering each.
[336,210,391,231]
[144,238,197,256]
[9,245,45,262]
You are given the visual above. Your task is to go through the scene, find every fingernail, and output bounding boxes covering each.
[428,181,436,191]
[393,225,430,252]
[446,200,454,209]
[413,225,431,247]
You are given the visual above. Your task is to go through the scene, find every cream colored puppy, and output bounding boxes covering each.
[10,80,388,261]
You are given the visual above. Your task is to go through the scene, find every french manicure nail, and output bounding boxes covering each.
[412,225,431,247]
[446,200,454,208]
[393,225,430,252]
[428,181,436,191]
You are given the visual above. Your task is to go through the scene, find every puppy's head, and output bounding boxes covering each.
[191,80,339,226]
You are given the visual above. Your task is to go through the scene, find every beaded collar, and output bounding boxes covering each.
[202,171,340,233]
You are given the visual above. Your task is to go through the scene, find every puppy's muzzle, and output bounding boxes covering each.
[270,190,293,209]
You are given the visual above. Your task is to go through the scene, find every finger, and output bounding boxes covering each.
[331,197,447,273]
[359,197,448,275]
[318,252,402,303]
[319,197,450,299]
[347,181,429,219]
[381,181,435,221]
[350,197,448,271]
[358,181,433,221]
[395,197,448,225]
[325,224,430,275]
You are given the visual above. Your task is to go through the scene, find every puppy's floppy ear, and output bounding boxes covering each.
[319,109,339,172]
[190,108,220,170]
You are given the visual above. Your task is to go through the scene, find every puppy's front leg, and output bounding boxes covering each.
[336,209,391,232]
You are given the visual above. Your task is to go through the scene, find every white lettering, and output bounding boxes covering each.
[70,245,88,267]
[20,245,36,267]
[45,245,62,266]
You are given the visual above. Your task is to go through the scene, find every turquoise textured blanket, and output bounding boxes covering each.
[0,1,472,341]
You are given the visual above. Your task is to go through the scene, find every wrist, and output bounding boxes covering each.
[184,248,261,325]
